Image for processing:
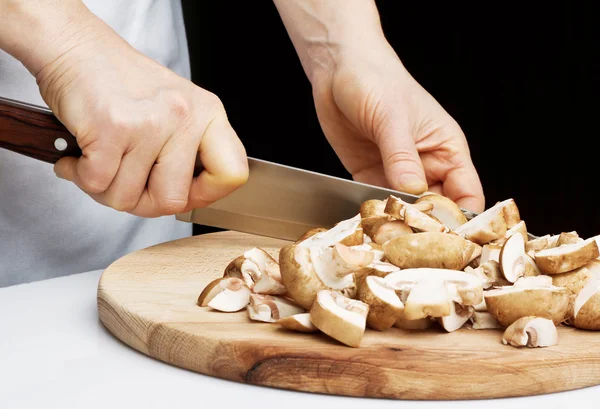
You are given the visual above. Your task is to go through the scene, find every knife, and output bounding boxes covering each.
[0,95,484,241]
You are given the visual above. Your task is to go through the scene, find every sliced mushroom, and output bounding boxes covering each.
[383,232,479,270]
[296,227,328,243]
[572,272,600,330]
[384,195,449,233]
[453,198,520,245]
[372,220,414,244]
[360,199,387,218]
[277,313,318,332]
[480,244,502,264]
[354,260,400,280]
[224,247,286,295]
[492,220,529,246]
[357,275,404,330]
[438,302,473,332]
[299,214,363,248]
[552,266,595,325]
[309,290,369,347]
[401,279,453,320]
[332,243,375,278]
[535,238,600,274]
[525,234,560,253]
[502,316,558,348]
[470,311,502,329]
[385,268,484,307]
[465,260,509,289]
[499,233,530,283]
[393,315,434,330]
[556,231,582,246]
[279,243,357,309]
[247,294,305,323]
[197,277,251,312]
[484,285,570,327]
[413,193,467,230]
[513,275,554,288]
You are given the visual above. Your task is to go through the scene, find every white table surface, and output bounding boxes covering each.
[1,270,599,409]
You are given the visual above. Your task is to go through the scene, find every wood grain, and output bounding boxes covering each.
[97,231,600,400]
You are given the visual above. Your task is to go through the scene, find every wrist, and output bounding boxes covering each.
[0,0,101,76]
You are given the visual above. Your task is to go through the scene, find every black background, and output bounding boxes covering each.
[181,1,599,239]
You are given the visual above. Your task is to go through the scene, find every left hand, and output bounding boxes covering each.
[309,43,485,213]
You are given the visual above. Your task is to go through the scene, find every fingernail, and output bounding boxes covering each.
[395,174,427,194]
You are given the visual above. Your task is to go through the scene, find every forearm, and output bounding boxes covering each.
[0,0,108,76]
[272,0,387,83]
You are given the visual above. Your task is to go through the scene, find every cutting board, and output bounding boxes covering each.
[97,231,600,400]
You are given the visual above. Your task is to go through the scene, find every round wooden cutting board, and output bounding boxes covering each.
[97,231,600,400]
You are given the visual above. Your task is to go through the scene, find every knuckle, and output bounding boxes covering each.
[156,196,188,214]
[79,171,113,194]
[203,91,225,114]
[383,149,420,167]
[107,195,138,213]
[167,92,193,121]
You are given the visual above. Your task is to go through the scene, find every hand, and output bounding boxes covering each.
[310,44,485,213]
[35,11,248,217]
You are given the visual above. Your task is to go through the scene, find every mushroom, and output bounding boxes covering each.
[277,313,318,332]
[383,232,479,270]
[224,247,286,295]
[299,214,364,248]
[332,243,375,277]
[513,275,554,288]
[552,266,595,325]
[197,277,251,312]
[384,195,450,233]
[572,272,600,330]
[357,275,404,330]
[279,243,358,310]
[309,290,369,347]
[393,315,434,330]
[372,220,414,244]
[501,316,558,348]
[484,285,570,327]
[295,227,328,243]
[556,231,582,246]
[480,244,502,264]
[354,260,400,280]
[492,220,529,246]
[360,199,387,218]
[465,260,509,289]
[525,234,560,253]
[247,294,305,323]
[470,311,502,329]
[385,268,484,307]
[402,280,453,320]
[534,238,600,274]
[499,233,539,283]
[438,302,473,332]
[453,198,521,245]
[414,193,468,230]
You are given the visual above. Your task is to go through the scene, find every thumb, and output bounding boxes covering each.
[377,127,428,195]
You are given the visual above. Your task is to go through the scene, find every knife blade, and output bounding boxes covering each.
[0,95,493,242]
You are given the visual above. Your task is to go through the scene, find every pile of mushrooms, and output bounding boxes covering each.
[196,193,600,348]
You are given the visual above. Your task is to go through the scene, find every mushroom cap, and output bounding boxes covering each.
[295,228,328,243]
[501,316,558,348]
[573,272,600,330]
[384,195,448,233]
[556,231,582,246]
[279,244,356,310]
[354,260,400,280]
[493,221,529,246]
[360,199,387,218]
[299,214,363,248]
[393,315,434,330]
[414,193,467,230]
[224,247,286,295]
[309,290,369,348]
[481,244,502,264]
[385,267,483,307]
[357,275,404,331]
[525,234,560,253]
[484,286,570,327]
[401,279,454,320]
[372,220,413,245]
[277,313,318,332]
[513,275,554,288]
[197,277,251,312]
[535,238,600,274]
[383,232,477,270]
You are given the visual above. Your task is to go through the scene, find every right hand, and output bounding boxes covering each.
[34,9,248,218]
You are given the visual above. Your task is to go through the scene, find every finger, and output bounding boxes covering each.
[440,162,485,213]
[99,145,158,212]
[376,125,428,195]
[132,134,197,218]
[185,115,248,210]
[54,141,122,194]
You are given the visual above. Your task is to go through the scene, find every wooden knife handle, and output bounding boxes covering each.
[0,97,81,163]
[0,97,205,175]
